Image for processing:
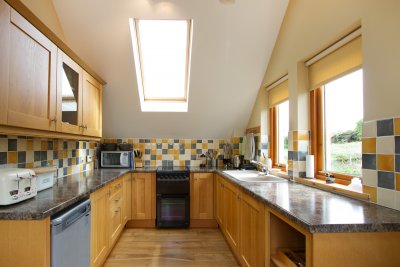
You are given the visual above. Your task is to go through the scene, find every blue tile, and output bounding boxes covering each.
[299,172,306,178]
[298,151,307,161]
[41,151,47,161]
[18,163,25,168]
[288,170,293,178]
[144,160,150,166]
[179,149,185,155]
[68,158,72,166]
[362,154,376,170]
[185,160,190,166]
[156,143,162,149]
[196,149,202,154]
[63,141,67,149]
[197,140,202,143]
[63,167,68,176]
[191,143,196,149]
[0,152,7,164]
[34,151,41,161]
[168,144,173,149]
[145,149,151,154]
[191,155,197,160]
[17,151,26,163]
[174,139,179,144]
[162,149,168,155]
[58,160,63,168]
[72,150,76,157]
[47,141,53,150]
[151,155,156,160]
[179,144,184,150]
[378,171,395,189]
[396,155,400,172]
[288,151,293,161]
[377,119,394,136]
[261,143,268,149]
[396,136,400,154]
[53,151,58,160]
[233,143,239,149]
[8,139,17,151]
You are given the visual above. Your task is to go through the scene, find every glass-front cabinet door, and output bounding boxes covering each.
[56,50,83,134]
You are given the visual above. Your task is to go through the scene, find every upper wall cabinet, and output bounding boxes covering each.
[0,2,57,131]
[0,0,103,138]
[56,51,102,137]
[82,71,102,137]
[56,50,83,135]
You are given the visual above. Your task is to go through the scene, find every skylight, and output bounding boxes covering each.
[129,19,193,112]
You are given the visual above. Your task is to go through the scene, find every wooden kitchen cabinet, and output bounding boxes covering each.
[90,185,110,267]
[238,190,265,267]
[108,181,123,248]
[82,71,102,137]
[0,2,57,131]
[131,173,153,220]
[215,175,225,227]
[122,173,132,224]
[222,178,241,254]
[56,50,83,135]
[191,173,214,219]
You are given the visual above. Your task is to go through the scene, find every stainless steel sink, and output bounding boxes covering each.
[223,170,287,183]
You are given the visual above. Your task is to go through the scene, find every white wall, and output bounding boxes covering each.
[20,0,65,41]
[248,0,400,129]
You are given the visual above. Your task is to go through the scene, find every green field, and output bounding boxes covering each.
[328,142,361,176]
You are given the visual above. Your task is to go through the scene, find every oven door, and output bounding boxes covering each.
[156,194,189,228]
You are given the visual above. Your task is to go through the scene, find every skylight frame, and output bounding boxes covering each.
[129,18,193,112]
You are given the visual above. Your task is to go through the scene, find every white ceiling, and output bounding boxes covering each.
[52,0,288,139]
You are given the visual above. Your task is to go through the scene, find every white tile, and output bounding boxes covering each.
[298,161,306,172]
[298,141,309,152]
[288,141,293,151]
[362,169,377,187]
[376,136,395,154]
[377,188,396,209]
[288,131,293,142]
[395,192,400,211]
[363,120,377,138]
[0,139,7,152]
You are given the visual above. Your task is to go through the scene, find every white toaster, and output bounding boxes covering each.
[0,168,37,205]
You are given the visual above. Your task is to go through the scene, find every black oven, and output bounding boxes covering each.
[156,167,190,228]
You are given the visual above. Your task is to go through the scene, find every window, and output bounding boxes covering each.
[277,100,289,165]
[268,79,289,171]
[129,19,193,112]
[308,30,362,184]
[324,70,363,176]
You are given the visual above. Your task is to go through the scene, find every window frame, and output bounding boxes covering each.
[269,100,289,172]
[310,87,359,185]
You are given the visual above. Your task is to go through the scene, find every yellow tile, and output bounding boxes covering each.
[90,143,95,149]
[151,139,156,143]
[8,152,17,164]
[288,160,293,171]
[151,149,156,155]
[293,131,299,141]
[133,143,140,149]
[233,149,239,155]
[395,118,400,136]
[185,143,190,149]
[298,131,309,141]
[202,143,208,149]
[173,150,178,155]
[54,141,59,150]
[396,174,400,191]
[68,167,72,174]
[362,138,376,154]
[179,160,184,166]
[293,141,298,151]
[76,150,80,157]
[191,140,196,144]
[191,149,196,155]
[72,158,76,165]
[41,141,47,150]
[162,139,168,143]
[377,154,394,171]
[151,161,156,167]
[156,155,162,160]
[139,144,144,149]
[26,140,33,151]
[26,162,33,168]
[232,137,240,143]
[363,185,377,203]
[48,160,53,165]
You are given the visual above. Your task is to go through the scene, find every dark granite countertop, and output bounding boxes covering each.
[216,170,400,233]
[2,167,400,234]
[0,169,130,220]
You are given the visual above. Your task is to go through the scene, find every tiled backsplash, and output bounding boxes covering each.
[102,135,267,168]
[0,135,97,177]
[362,117,400,210]
[287,130,309,178]
[102,138,235,167]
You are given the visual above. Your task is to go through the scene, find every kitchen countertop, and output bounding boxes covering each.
[2,167,400,234]
[217,170,400,233]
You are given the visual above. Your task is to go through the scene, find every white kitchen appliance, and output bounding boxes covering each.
[0,168,37,205]
[33,166,57,192]
[101,151,133,168]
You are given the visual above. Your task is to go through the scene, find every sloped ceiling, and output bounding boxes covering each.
[52,0,288,139]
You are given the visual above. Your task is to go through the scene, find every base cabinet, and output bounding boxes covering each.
[90,174,129,267]
[131,173,153,220]
[191,173,214,219]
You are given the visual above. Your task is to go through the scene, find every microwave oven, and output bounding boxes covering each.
[101,151,133,168]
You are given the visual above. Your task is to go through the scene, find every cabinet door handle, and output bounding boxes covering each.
[51,118,57,123]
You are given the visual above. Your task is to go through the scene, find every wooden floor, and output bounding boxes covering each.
[103,228,239,267]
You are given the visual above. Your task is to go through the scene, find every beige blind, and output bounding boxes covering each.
[308,36,362,89]
[268,80,288,107]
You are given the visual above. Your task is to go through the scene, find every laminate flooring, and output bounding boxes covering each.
[103,228,239,267]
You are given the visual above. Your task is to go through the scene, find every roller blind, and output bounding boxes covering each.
[308,36,362,90]
[268,80,288,107]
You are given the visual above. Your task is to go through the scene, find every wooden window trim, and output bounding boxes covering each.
[310,87,356,185]
[269,106,287,172]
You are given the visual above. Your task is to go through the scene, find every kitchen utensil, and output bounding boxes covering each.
[233,155,241,169]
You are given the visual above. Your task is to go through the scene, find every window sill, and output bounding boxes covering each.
[294,177,369,201]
